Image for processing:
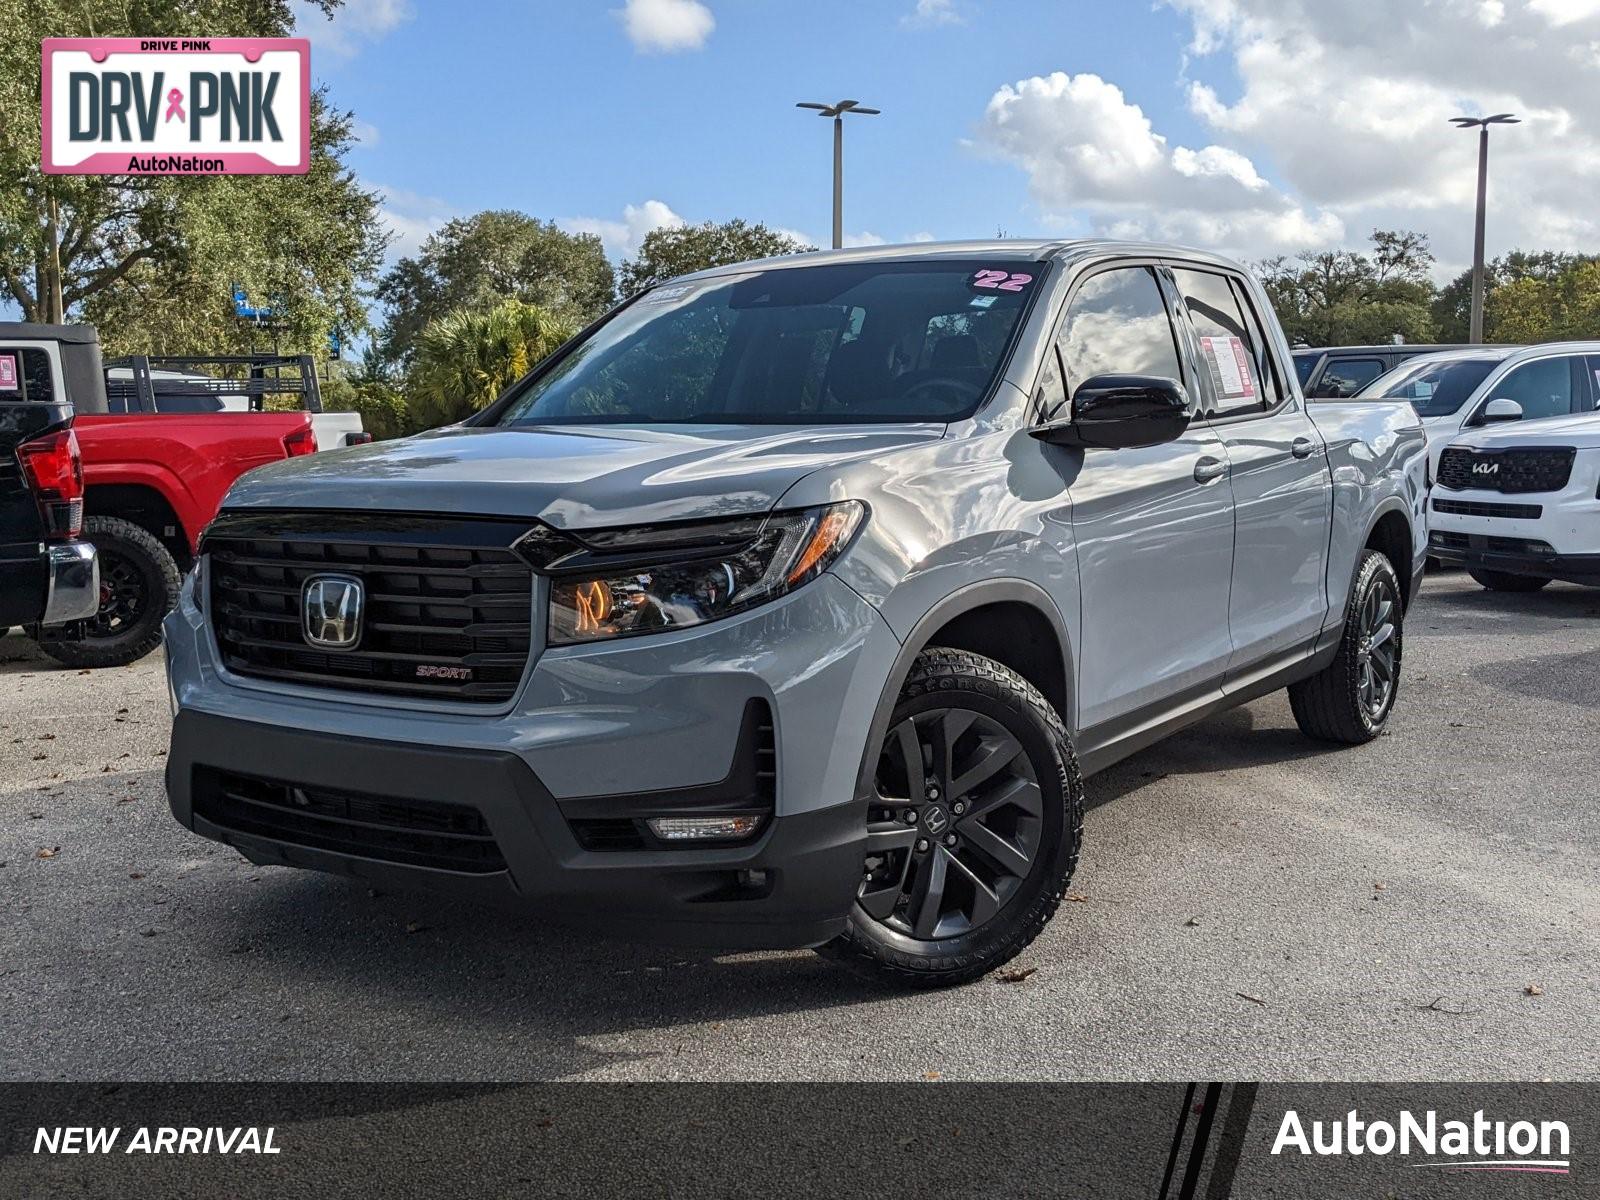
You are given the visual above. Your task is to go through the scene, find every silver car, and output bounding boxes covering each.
[163,241,1428,986]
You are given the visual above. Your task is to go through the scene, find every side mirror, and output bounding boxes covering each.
[1031,374,1191,450]
[1478,397,1523,425]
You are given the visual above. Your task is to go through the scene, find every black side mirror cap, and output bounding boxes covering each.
[1031,374,1192,450]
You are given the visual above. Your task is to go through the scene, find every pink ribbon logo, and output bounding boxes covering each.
[164,88,185,123]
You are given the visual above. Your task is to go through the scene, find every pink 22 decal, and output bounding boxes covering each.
[971,269,1034,293]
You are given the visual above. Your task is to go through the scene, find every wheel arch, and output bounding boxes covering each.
[852,580,1075,800]
[1361,501,1415,612]
[83,482,193,570]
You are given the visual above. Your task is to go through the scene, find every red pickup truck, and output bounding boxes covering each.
[1,323,319,667]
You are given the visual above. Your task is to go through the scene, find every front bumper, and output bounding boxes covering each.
[42,541,99,625]
[163,570,900,948]
[1429,532,1600,585]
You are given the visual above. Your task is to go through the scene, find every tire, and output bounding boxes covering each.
[1289,549,1403,745]
[1468,569,1550,593]
[39,516,181,669]
[817,647,1084,987]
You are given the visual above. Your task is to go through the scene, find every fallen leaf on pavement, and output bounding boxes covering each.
[35,847,59,859]
[1373,882,1387,892]
[129,872,145,880]
[922,1071,942,1082]
[1525,984,1544,997]
[1184,915,1201,927]
[1065,892,1089,902]
[996,966,1037,984]
[1237,992,1268,1006]
[404,922,430,934]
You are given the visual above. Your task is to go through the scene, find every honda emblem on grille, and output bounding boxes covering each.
[1472,461,1500,475]
[301,574,364,650]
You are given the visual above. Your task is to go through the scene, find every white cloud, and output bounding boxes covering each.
[373,183,456,260]
[614,0,715,53]
[907,231,938,242]
[903,0,963,27]
[294,0,412,57]
[975,71,1343,258]
[561,200,685,258]
[349,119,381,148]
[843,231,888,247]
[1163,0,1600,272]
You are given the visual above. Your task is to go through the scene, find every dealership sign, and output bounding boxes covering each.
[42,38,309,174]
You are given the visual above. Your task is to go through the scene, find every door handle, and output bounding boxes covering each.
[1291,437,1316,459]
[1194,456,1228,483]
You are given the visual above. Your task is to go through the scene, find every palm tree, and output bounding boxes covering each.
[409,298,576,426]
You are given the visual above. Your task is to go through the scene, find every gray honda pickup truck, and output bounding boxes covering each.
[163,240,1428,986]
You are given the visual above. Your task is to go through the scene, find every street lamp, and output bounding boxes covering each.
[1450,113,1520,343]
[796,99,881,250]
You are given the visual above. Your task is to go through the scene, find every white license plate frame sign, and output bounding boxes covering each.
[42,38,309,175]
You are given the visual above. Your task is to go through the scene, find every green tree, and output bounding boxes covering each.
[1485,259,1600,343]
[376,212,614,366]
[406,298,576,427]
[618,219,813,296]
[1433,251,1597,342]
[0,0,381,359]
[1257,230,1438,346]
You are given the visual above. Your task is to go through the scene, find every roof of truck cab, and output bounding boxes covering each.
[671,238,1249,282]
[1295,344,1507,357]
[0,321,101,344]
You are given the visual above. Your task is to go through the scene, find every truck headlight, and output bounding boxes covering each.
[541,502,865,646]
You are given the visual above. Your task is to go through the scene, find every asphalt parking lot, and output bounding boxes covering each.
[3,571,1597,1082]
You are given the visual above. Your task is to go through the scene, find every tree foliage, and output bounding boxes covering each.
[0,0,381,358]
[376,212,614,366]
[618,219,813,296]
[1257,230,1438,346]
[406,298,577,427]
[1433,251,1600,343]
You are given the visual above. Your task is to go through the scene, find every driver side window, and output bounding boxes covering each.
[1055,267,1184,412]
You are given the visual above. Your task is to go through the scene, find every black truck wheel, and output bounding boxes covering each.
[1468,569,1550,593]
[1289,549,1403,744]
[40,516,181,669]
[818,648,1083,987]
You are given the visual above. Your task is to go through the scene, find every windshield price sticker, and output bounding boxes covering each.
[1199,335,1257,400]
[41,38,310,175]
[970,269,1034,293]
[0,354,17,392]
[641,284,697,304]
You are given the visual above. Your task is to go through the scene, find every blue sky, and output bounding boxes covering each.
[300,0,1600,285]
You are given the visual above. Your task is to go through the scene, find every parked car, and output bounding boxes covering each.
[0,324,321,667]
[1352,341,1600,477]
[163,241,1428,986]
[1294,344,1492,400]
[0,327,98,637]
[1428,409,1600,591]
[104,354,368,449]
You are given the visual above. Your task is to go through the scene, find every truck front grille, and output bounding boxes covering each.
[1436,446,1575,494]
[193,768,506,873]
[206,512,535,703]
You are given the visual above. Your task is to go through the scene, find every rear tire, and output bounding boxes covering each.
[817,647,1083,988]
[1289,549,1403,745]
[1468,569,1550,593]
[39,516,180,669]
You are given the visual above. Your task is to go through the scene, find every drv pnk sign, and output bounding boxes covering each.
[42,38,309,175]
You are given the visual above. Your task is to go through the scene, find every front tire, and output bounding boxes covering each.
[1289,549,1403,745]
[39,516,181,669]
[817,648,1083,987]
[1468,568,1550,593]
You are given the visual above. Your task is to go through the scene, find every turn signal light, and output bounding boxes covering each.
[646,814,766,842]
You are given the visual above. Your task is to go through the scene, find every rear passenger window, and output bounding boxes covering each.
[1314,357,1385,399]
[1488,357,1579,422]
[1055,267,1184,411]
[1586,356,1600,409]
[1171,269,1274,417]
[0,348,55,403]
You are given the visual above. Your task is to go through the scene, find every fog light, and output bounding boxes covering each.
[646,814,766,842]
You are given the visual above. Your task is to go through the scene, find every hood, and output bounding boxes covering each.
[222,422,946,530]
[1450,410,1600,452]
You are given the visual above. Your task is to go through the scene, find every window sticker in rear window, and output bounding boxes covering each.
[1198,335,1256,401]
[969,269,1034,293]
[0,353,18,393]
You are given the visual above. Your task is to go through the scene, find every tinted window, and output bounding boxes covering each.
[1171,269,1268,417]
[1293,353,1320,387]
[1056,267,1182,400]
[493,260,1041,426]
[1587,357,1600,409]
[1490,357,1577,422]
[0,348,54,402]
[1365,356,1500,417]
[1312,357,1385,399]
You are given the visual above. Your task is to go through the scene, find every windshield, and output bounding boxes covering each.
[1358,356,1502,417]
[491,260,1043,426]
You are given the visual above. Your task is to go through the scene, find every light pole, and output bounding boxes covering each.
[796,99,881,249]
[1450,113,1519,343]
